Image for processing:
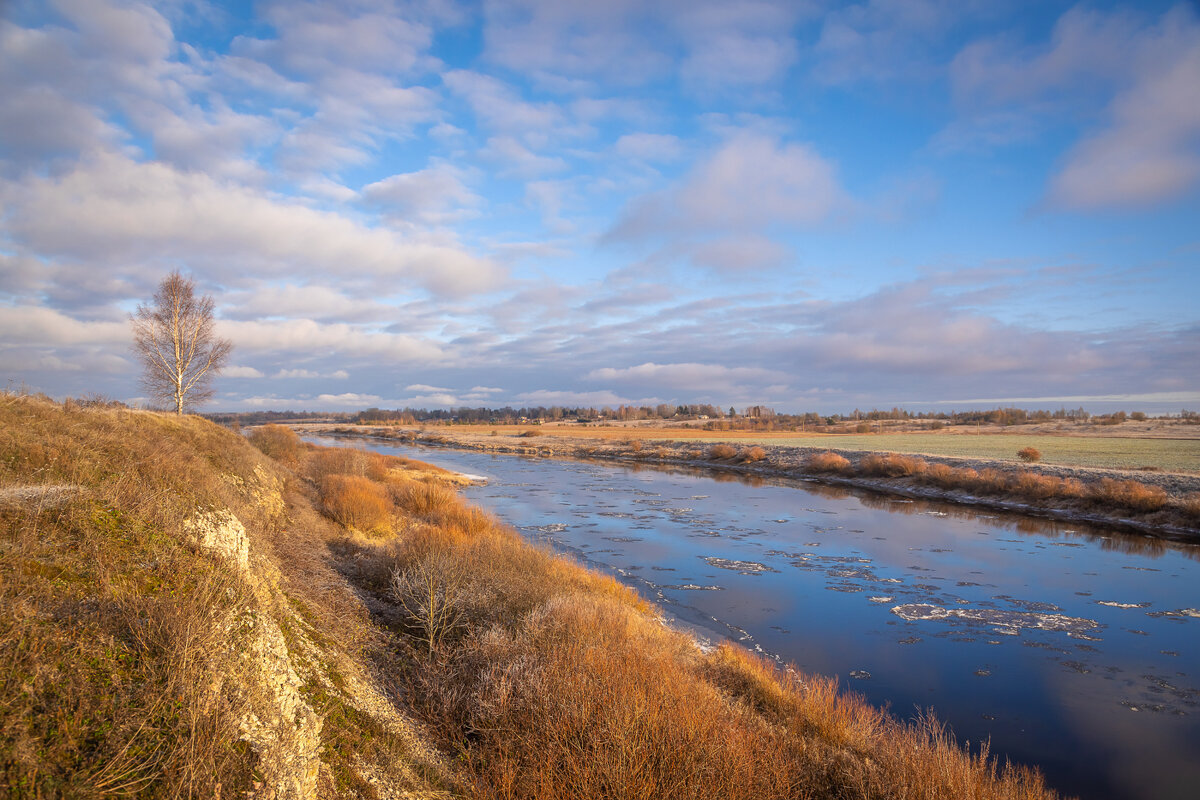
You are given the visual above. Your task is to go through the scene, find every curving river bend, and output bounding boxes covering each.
[312,436,1200,800]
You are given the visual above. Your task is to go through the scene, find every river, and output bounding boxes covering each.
[310,435,1200,800]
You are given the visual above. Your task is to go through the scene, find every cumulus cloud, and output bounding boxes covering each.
[274,368,348,379]
[224,365,265,378]
[217,319,444,363]
[606,132,847,242]
[1049,11,1200,209]
[0,153,505,297]
[944,4,1200,207]
[481,0,806,91]
[514,389,640,407]
[587,362,787,391]
[613,132,683,162]
[362,162,483,225]
[314,392,381,406]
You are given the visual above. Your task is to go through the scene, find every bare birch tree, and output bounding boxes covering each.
[130,271,232,414]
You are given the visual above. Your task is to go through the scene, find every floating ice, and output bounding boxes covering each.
[869,596,895,603]
[1097,601,1151,609]
[891,603,1100,635]
[702,557,779,574]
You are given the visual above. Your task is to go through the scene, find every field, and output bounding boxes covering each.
[685,433,1200,472]
[405,424,1200,473]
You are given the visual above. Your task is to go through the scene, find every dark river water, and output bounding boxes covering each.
[312,436,1200,800]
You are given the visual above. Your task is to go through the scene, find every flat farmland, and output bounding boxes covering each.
[675,432,1199,472]
[426,424,1200,473]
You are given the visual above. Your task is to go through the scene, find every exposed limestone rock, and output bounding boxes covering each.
[187,507,321,800]
[238,605,321,800]
[185,509,250,571]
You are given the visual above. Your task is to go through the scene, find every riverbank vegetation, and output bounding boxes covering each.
[1,394,1071,798]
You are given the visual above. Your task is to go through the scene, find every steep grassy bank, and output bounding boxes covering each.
[1,396,1066,798]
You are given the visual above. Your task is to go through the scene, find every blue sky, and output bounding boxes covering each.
[1,0,1198,414]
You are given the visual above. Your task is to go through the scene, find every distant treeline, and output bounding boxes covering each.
[205,405,1198,430]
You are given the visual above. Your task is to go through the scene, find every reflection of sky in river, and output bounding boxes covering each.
[310,437,1200,800]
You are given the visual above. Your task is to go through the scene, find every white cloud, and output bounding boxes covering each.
[608,132,847,240]
[470,386,503,393]
[314,392,381,407]
[398,392,459,407]
[1049,12,1200,209]
[218,319,444,362]
[514,389,637,407]
[0,305,127,346]
[613,132,683,162]
[919,392,1200,406]
[687,236,791,272]
[404,383,453,393]
[478,136,569,178]
[587,362,786,391]
[362,162,482,225]
[1,153,505,297]
[224,365,265,378]
[274,368,348,379]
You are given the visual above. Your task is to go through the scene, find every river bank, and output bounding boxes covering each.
[291,424,1200,542]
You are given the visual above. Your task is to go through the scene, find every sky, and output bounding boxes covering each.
[1,0,1198,415]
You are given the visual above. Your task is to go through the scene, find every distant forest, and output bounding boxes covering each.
[207,405,1199,430]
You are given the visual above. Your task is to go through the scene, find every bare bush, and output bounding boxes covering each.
[1017,447,1041,463]
[319,475,392,532]
[860,453,927,477]
[741,446,767,463]
[248,423,304,466]
[391,551,468,655]
[1091,479,1168,512]
[709,444,737,459]
[806,451,851,474]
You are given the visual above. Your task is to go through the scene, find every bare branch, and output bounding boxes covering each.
[129,271,233,414]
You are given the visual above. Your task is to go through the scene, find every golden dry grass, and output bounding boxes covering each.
[2,396,1069,800]
[807,450,852,473]
[0,393,264,796]
[266,439,1067,800]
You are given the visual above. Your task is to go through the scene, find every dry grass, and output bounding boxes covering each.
[807,450,852,474]
[1090,478,1168,512]
[709,443,738,459]
[7,396,1067,800]
[319,474,393,533]
[266,438,1065,800]
[0,393,263,796]
[1018,446,1042,463]
[741,446,767,463]
[860,452,928,477]
[247,422,305,467]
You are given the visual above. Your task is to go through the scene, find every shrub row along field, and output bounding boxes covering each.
[688,432,1200,472]
[804,449,1200,518]
[0,396,1066,798]
[246,425,1064,800]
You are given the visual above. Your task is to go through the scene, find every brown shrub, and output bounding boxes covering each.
[741,446,767,463]
[1180,493,1200,518]
[1010,471,1062,500]
[860,453,927,478]
[709,443,737,459]
[1017,447,1041,463]
[807,451,851,474]
[320,474,393,532]
[923,463,959,488]
[392,480,459,517]
[248,423,304,466]
[307,446,391,483]
[1090,478,1168,512]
